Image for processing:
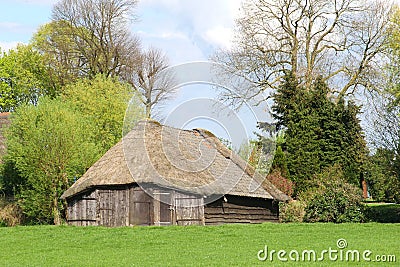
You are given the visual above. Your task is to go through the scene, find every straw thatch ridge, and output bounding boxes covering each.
[61,120,290,202]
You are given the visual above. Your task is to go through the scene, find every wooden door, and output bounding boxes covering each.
[174,193,204,226]
[98,190,113,226]
[129,188,152,226]
[153,190,173,226]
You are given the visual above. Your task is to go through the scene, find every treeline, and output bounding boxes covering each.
[2,0,400,225]
[0,0,174,225]
[224,0,400,222]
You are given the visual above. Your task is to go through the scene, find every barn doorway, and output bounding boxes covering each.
[174,193,204,225]
[129,188,152,226]
[154,190,173,226]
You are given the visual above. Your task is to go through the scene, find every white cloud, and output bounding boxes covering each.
[203,26,234,50]
[0,41,25,52]
[0,22,23,31]
[136,0,242,62]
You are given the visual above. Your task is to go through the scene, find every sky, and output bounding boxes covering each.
[0,0,260,148]
[0,0,241,61]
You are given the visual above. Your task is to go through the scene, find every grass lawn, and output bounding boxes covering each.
[0,223,398,266]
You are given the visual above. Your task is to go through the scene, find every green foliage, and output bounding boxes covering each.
[279,200,306,223]
[63,74,145,152]
[0,45,56,112]
[0,158,25,196]
[364,204,400,223]
[4,97,100,224]
[366,149,400,203]
[31,21,83,87]
[271,145,289,178]
[272,73,368,194]
[302,165,365,223]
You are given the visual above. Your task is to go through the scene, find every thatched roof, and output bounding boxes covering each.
[62,120,290,201]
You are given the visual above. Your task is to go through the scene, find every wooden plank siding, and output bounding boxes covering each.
[129,187,153,226]
[66,185,278,227]
[97,188,130,227]
[174,192,204,226]
[204,195,279,225]
[67,191,97,226]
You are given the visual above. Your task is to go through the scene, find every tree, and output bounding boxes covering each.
[215,0,392,103]
[370,6,400,156]
[272,73,367,194]
[125,47,177,118]
[4,97,100,224]
[366,148,400,203]
[46,0,140,79]
[31,21,86,88]
[63,74,145,152]
[0,45,56,112]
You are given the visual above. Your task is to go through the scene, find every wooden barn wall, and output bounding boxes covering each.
[174,191,204,226]
[68,185,287,227]
[204,195,279,225]
[97,188,130,227]
[129,187,154,226]
[67,190,97,226]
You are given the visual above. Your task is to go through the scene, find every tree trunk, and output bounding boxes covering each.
[53,192,61,225]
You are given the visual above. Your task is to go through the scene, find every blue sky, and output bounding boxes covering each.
[0,0,266,148]
[0,0,241,61]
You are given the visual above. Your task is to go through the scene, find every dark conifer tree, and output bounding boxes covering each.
[271,73,368,195]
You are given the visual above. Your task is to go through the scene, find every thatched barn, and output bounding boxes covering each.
[61,120,290,227]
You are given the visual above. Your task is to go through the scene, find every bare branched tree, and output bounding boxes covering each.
[51,0,140,79]
[126,47,177,118]
[214,0,393,105]
[364,92,400,155]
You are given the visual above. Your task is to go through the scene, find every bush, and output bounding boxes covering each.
[0,198,23,226]
[279,200,306,222]
[302,165,365,223]
[366,149,400,203]
[266,169,295,197]
[364,204,400,223]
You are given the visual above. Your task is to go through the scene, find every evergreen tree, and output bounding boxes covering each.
[271,73,367,195]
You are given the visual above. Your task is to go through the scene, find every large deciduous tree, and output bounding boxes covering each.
[39,0,140,80]
[125,47,177,118]
[0,45,56,112]
[32,21,86,88]
[63,74,145,152]
[4,97,100,224]
[215,0,392,103]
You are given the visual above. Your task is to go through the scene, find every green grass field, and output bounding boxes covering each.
[0,223,398,266]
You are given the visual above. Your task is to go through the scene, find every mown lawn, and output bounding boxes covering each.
[0,223,398,266]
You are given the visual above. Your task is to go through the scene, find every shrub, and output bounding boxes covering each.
[266,169,295,196]
[279,200,306,222]
[366,149,400,203]
[0,198,23,226]
[364,204,400,223]
[302,165,365,223]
